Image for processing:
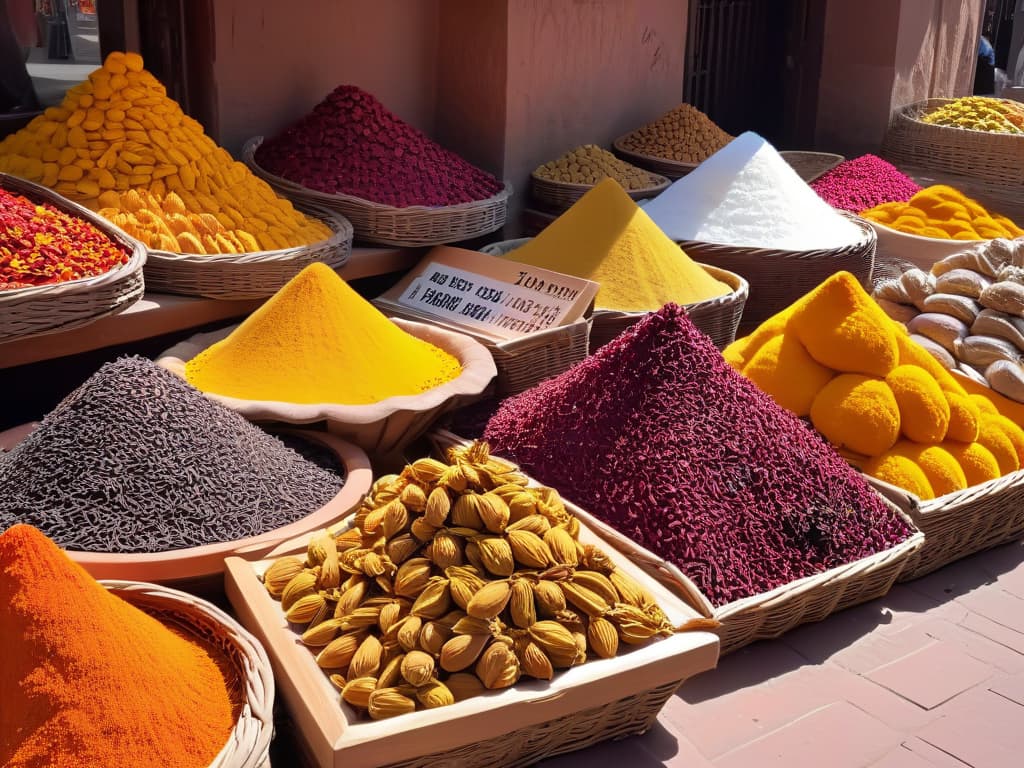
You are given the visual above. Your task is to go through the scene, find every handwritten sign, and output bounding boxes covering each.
[375,246,597,342]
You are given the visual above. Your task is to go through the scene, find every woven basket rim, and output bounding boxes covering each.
[778,150,846,162]
[529,169,671,197]
[675,211,876,256]
[144,202,353,265]
[897,97,1024,137]
[101,580,274,768]
[0,172,148,302]
[611,134,704,174]
[243,135,513,214]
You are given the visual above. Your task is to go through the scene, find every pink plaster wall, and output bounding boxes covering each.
[893,0,982,107]
[211,0,440,155]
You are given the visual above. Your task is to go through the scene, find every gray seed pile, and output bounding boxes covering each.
[0,356,346,553]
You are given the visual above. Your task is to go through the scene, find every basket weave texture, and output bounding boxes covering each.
[778,150,845,183]
[868,472,1024,582]
[479,239,748,350]
[611,135,699,180]
[531,171,670,212]
[674,212,877,325]
[144,203,354,300]
[242,137,511,247]
[882,98,1024,198]
[0,173,147,342]
[102,580,274,768]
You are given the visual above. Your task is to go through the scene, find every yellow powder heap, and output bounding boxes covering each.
[861,185,1024,240]
[185,262,462,404]
[0,51,328,253]
[619,103,733,164]
[725,271,1024,498]
[502,178,730,312]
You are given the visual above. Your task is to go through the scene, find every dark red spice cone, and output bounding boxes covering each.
[483,304,915,607]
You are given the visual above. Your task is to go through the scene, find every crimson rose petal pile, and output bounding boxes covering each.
[482,304,916,607]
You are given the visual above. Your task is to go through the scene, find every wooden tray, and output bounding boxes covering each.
[225,510,719,768]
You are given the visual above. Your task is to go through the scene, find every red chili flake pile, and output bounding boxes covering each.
[482,304,916,608]
[254,85,504,208]
[0,187,129,290]
[810,154,922,214]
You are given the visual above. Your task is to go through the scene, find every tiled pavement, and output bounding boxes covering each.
[543,539,1024,767]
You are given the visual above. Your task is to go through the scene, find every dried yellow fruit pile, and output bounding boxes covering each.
[618,104,732,164]
[533,145,655,190]
[0,51,329,254]
[263,441,678,721]
[921,96,1024,134]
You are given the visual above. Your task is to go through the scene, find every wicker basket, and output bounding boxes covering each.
[429,430,923,656]
[0,173,146,342]
[103,580,274,768]
[675,212,877,325]
[144,203,354,300]
[779,150,845,183]
[867,470,1024,582]
[882,98,1024,198]
[242,137,511,247]
[480,238,749,350]
[224,494,719,768]
[611,135,700,180]
[562,489,923,655]
[530,171,670,212]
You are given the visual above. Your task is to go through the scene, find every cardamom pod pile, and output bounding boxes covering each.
[262,441,676,721]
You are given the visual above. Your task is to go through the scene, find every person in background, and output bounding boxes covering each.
[975,34,997,95]
[0,0,41,113]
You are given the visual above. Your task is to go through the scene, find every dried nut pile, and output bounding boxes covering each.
[262,441,677,721]
[874,238,1024,402]
[618,104,732,164]
[533,145,655,190]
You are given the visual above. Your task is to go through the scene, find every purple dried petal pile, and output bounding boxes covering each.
[483,304,915,607]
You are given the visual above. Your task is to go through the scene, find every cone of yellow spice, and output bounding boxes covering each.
[0,51,329,254]
[861,185,1024,241]
[185,262,463,405]
[0,524,237,768]
[500,178,730,312]
[725,271,1024,500]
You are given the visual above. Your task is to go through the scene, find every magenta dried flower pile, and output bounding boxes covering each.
[254,85,504,208]
[811,154,921,214]
[482,304,915,607]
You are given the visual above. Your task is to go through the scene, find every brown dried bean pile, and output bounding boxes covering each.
[483,304,915,607]
[0,356,345,553]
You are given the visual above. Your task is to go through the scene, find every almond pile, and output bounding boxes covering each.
[262,440,676,720]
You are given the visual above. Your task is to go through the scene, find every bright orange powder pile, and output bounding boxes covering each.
[0,524,237,768]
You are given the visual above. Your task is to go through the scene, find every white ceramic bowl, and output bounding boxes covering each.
[867,220,985,272]
[158,317,498,458]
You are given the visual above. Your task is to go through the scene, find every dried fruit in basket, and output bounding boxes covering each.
[483,297,918,607]
[0,51,328,251]
[254,85,503,208]
[920,96,1024,133]
[0,185,129,289]
[617,103,732,164]
[533,145,653,190]
[261,441,698,721]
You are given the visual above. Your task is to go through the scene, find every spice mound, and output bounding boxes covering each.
[725,271,1024,500]
[921,96,1024,133]
[482,303,915,607]
[0,356,345,553]
[861,185,1024,240]
[499,177,730,312]
[533,145,655,190]
[810,154,922,214]
[0,524,238,767]
[254,85,504,208]
[0,50,329,253]
[262,441,702,721]
[618,103,732,164]
[185,262,462,404]
[642,131,864,250]
[0,185,129,290]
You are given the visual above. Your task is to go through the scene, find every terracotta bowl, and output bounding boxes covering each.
[0,424,372,584]
[157,317,498,458]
